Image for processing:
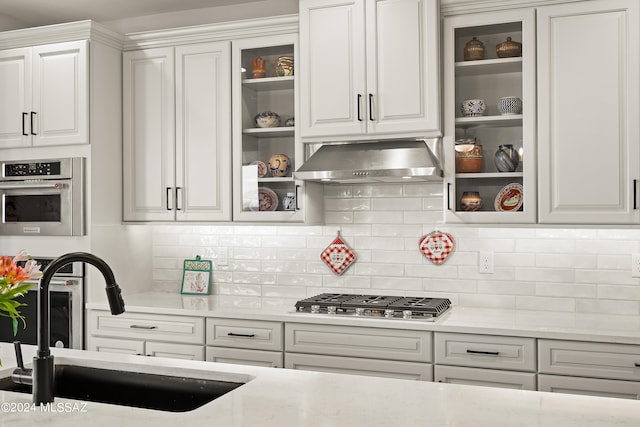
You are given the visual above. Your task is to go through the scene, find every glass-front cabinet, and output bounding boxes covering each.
[443,9,536,223]
[232,33,322,222]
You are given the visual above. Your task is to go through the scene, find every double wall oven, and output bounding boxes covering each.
[0,257,85,349]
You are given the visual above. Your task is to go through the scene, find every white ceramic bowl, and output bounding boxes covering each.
[460,99,486,117]
[254,111,281,128]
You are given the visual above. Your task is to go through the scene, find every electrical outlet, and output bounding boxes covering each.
[479,251,494,274]
[217,247,228,266]
[632,253,640,278]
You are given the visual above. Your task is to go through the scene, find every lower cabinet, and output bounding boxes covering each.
[86,310,205,361]
[434,332,537,390]
[538,339,640,399]
[206,318,284,368]
[284,323,433,380]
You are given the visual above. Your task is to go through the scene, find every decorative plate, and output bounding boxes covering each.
[320,231,357,275]
[494,183,523,212]
[419,231,455,265]
[258,187,278,211]
[251,160,268,178]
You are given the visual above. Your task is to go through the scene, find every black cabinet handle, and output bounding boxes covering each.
[634,179,638,210]
[30,112,36,135]
[295,185,300,210]
[368,94,374,121]
[466,349,500,356]
[447,183,452,210]
[166,187,173,210]
[357,94,363,121]
[227,332,256,338]
[130,325,157,329]
[22,113,28,136]
[176,187,183,210]
[634,363,640,368]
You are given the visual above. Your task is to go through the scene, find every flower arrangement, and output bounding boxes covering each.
[0,250,42,335]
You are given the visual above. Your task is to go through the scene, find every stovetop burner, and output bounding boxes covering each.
[295,293,451,320]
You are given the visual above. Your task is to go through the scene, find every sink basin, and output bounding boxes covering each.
[0,364,245,412]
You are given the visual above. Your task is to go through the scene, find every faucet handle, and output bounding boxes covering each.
[14,341,24,369]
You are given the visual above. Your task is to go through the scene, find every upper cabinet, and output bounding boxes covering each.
[231,34,323,223]
[537,0,640,224]
[299,0,440,141]
[123,42,232,222]
[0,41,88,148]
[443,9,536,224]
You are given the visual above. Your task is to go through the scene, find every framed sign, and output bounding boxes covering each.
[180,255,212,295]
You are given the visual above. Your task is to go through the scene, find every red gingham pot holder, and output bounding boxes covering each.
[321,232,357,275]
[419,231,455,265]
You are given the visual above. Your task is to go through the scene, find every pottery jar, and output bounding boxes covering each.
[282,192,296,210]
[460,191,482,211]
[268,154,291,177]
[494,144,520,172]
[464,37,485,61]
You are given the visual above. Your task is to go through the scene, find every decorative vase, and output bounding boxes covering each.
[460,191,482,211]
[282,192,296,210]
[497,96,523,115]
[460,99,486,117]
[252,56,266,78]
[496,36,522,58]
[276,56,294,76]
[494,144,520,172]
[268,153,291,177]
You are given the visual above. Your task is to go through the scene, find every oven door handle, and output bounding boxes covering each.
[25,279,80,288]
[0,183,66,190]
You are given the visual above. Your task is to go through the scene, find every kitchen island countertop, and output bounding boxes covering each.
[87,291,640,345]
[1,343,640,426]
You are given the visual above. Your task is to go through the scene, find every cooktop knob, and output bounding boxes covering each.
[327,306,337,314]
[402,310,413,319]
[355,307,365,316]
[311,304,320,314]
[384,309,395,318]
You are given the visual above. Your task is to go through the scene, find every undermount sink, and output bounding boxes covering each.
[0,364,246,412]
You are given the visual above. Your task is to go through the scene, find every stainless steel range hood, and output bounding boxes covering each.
[293,139,443,183]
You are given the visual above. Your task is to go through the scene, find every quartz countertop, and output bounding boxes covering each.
[87,291,640,344]
[1,343,640,426]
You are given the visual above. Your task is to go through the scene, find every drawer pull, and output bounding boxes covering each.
[635,363,640,368]
[130,325,157,330]
[227,332,255,338]
[466,349,499,356]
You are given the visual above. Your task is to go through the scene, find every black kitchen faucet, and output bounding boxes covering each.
[12,252,125,405]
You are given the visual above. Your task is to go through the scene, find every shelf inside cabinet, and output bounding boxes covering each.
[455,115,522,128]
[243,127,295,137]
[242,76,294,91]
[455,172,523,179]
[455,57,522,76]
[258,177,294,183]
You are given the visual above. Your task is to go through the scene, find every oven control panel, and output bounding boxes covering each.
[4,161,62,177]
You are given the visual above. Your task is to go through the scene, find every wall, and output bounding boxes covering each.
[147,182,640,316]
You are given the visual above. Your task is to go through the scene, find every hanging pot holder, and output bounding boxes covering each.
[321,231,357,275]
[419,231,455,265]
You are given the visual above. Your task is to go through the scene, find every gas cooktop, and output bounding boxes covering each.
[294,293,451,321]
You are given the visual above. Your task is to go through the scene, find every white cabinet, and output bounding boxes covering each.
[87,310,205,361]
[231,33,323,223]
[537,0,640,224]
[206,318,283,368]
[434,332,537,391]
[443,9,536,223]
[538,375,640,400]
[123,41,232,222]
[0,41,88,148]
[284,323,432,380]
[299,0,440,141]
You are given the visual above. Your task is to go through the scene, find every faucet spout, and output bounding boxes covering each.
[20,252,125,405]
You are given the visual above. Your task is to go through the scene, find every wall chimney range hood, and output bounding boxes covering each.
[293,139,443,183]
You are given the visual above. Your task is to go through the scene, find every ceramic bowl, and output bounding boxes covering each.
[460,99,486,117]
[497,96,523,115]
[268,153,291,177]
[255,111,281,128]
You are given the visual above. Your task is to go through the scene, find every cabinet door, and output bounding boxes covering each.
[123,47,176,221]
[538,0,640,224]
[365,0,440,135]
[538,374,640,400]
[31,41,88,146]
[300,0,367,138]
[0,47,31,148]
[435,365,536,391]
[175,42,232,221]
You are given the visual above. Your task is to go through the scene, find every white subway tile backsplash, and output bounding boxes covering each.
[143,185,640,318]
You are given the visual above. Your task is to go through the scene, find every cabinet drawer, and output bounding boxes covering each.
[434,365,536,391]
[285,323,432,362]
[538,339,640,381]
[285,353,433,381]
[88,310,205,344]
[435,332,536,371]
[206,318,283,351]
[145,342,204,361]
[206,347,283,368]
[538,374,640,400]
[87,336,144,355]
